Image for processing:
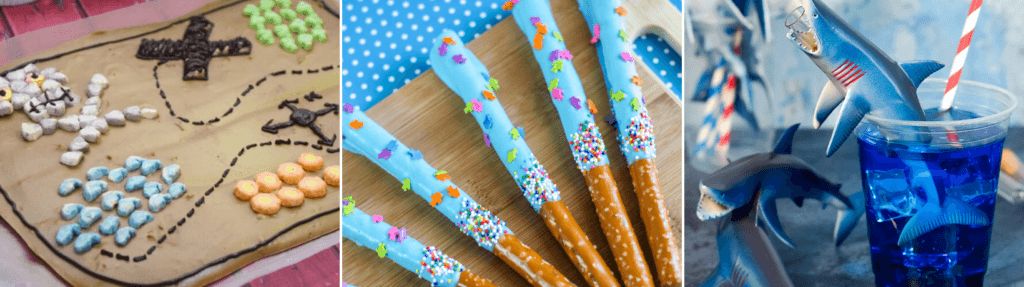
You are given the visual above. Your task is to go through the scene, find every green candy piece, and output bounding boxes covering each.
[275,0,291,8]
[296,1,313,15]
[280,8,297,21]
[280,37,298,53]
[259,0,275,11]
[304,13,322,28]
[264,10,282,25]
[297,33,313,50]
[249,15,266,30]
[311,27,327,43]
[257,29,274,45]
[274,24,291,38]
[289,19,308,33]
[242,4,259,16]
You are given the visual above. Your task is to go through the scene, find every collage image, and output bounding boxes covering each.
[0,0,1020,286]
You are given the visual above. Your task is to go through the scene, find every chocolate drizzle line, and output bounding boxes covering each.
[152,63,332,127]
[0,137,337,286]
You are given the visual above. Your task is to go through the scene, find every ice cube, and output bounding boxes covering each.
[867,169,919,221]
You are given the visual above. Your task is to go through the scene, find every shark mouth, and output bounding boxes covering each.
[786,7,820,54]
[697,184,736,221]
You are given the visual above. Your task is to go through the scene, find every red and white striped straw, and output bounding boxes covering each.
[715,75,737,166]
[941,0,982,112]
[940,0,982,145]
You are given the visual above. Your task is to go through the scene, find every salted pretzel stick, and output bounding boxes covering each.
[506,0,653,285]
[342,203,496,287]
[342,107,575,287]
[576,1,681,285]
[430,30,619,287]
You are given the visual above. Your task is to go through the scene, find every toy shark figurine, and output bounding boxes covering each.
[696,124,865,286]
[785,0,945,157]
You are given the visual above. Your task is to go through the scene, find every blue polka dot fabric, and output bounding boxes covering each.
[342,0,683,111]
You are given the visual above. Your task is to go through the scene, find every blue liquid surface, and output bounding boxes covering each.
[858,119,1003,287]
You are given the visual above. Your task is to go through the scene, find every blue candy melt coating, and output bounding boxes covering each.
[55,224,81,246]
[162,164,181,184]
[168,182,186,199]
[77,207,102,229]
[58,178,82,196]
[117,197,141,217]
[86,166,109,181]
[101,191,124,211]
[125,176,146,192]
[149,193,170,212]
[124,156,145,171]
[141,159,162,176]
[99,215,120,235]
[83,181,107,202]
[73,233,101,254]
[60,203,84,220]
[115,227,136,246]
[129,210,153,228]
[143,182,164,198]
[108,168,128,183]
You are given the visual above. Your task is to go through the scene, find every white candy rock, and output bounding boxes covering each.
[105,111,126,126]
[40,68,55,77]
[91,118,109,134]
[9,81,26,93]
[58,115,80,132]
[90,74,108,88]
[21,123,42,141]
[65,92,80,107]
[45,89,64,101]
[49,72,68,84]
[124,106,141,121]
[68,136,89,152]
[40,118,57,135]
[26,103,49,123]
[22,63,37,73]
[140,108,158,119]
[21,83,41,96]
[46,101,66,117]
[79,126,100,143]
[0,77,9,88]
[0,101,12,116]
[78,115,97,129]
[41,79,61,93]
[61,151,84,167]
[86,84,104,98]
[10,93,29,110]
[81,105,99,116]
[84,96,101,107]
[6,70,24,82]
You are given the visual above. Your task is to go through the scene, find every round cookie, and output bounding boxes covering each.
[234,180,259,201]
[297,176,327,198]
[255,172,282,193]
[297,153,323,172]
[250,193,281,215]
[277,187,304,207]
[277,162,305,185]
[323,165,339,187]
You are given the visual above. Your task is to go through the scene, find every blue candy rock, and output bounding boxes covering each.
[100,191,124,211]
[86,166,109,181]
[117,197,142,217]
[115,227,136,246]
[168,182,186,199]
[108,168,128,183]
[58,178,82,196]
[55,224,81,246]
[125,176,146,192]
[83,181,107,202]
[73,233,101,253]
[143,182,164,198]
[60,203,83,220]
[140,159,162,176]
[98,215,120,235]
[162,164,180,184]
[77,207,102,228]
[124,156,145,171]
[149,193,171,212]
[128,210,153,228]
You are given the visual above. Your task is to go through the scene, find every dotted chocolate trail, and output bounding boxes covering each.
[152,63,341,126]
[96,138,336,263]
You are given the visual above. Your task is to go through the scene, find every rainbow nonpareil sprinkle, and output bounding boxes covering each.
[456,198,508,248]
[620,111,656,156]
[419,246,466,284]
[518,157,560,211]
[569,121,607,172]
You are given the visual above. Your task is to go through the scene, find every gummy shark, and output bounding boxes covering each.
[785,0,945,157]
[696,124,863,248]
[785,0,990,246]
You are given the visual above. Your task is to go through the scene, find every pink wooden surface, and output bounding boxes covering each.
[78,0,146,16]
[247,245,340,287]
[1,0,85,35]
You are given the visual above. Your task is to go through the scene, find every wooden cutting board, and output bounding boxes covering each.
[340,0,682,286]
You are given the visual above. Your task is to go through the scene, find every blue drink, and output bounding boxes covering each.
[856,80,1016,287]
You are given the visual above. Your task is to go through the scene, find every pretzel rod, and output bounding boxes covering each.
[341,204,497,287]
[342,107,575,287]
[430,30,618,287]
[507,0,654,285]
[575,2,681,284]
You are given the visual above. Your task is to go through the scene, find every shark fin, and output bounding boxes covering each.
[754,0,770,41]
[834,191,865,246]
[826,96,868,157]
[900,61,945,88]
[772,123,800,155]
[897,197,990,246]
[813,81,846,129]
[758,195,796,248]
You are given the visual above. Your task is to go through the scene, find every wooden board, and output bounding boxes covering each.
[340,1,682,286]
[0,0,340,286]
